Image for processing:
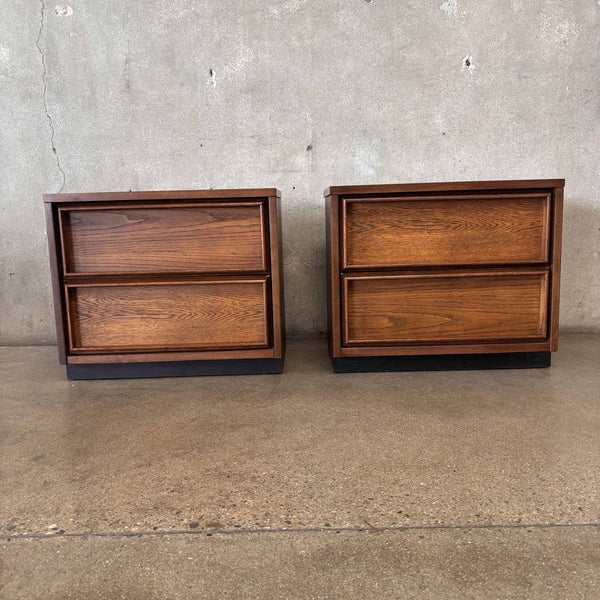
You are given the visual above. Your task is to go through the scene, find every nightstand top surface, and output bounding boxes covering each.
[43,188,281,203]
[324,179,565,196]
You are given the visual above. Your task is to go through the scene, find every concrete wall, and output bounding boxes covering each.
[1,0,598,344]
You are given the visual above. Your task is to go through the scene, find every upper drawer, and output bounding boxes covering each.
[341,193,551,269]
[59,201,268,275]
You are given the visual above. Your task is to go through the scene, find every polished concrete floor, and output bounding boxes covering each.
[1,335,599,598]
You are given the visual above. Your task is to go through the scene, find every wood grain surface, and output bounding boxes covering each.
[342,270,548,346]
[67,278,270,353]
[60,203,267,275]
[342,195,550,268]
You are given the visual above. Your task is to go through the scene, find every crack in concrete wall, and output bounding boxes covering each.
[35,0,66,192]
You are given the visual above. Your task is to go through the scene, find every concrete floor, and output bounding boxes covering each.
[1,335,599,598]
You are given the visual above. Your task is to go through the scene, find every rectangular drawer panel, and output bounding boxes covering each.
[342,270,548,346]
[342,194,550,268]
[66,278,270,353]
[60,202,268,275]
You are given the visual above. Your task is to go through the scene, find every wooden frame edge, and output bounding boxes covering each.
[325,194,342,358]
[268,196,285,358]
[45,203,68,364]
[339,341,552,357]
[67,347,277,364]
[549,186,564,351]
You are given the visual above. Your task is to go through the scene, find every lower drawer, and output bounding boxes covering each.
[342,269,548,346]
[66,277,270,353]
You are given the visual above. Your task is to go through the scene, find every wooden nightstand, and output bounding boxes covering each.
[325,180,564,372]
[45,189,285,379]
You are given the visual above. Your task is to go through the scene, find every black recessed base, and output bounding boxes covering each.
[332,352,551,373]
[67,358,284,380]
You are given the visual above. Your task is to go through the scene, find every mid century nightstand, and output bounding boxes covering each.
[325,180,564,372]
[45,189,285,379]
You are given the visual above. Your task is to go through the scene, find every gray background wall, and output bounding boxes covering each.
[1,0,598,344]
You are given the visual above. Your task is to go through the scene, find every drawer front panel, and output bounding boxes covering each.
[342,194,550,268]
[342,270,548,346]
[67,278,270,353]
[60,202,268,275]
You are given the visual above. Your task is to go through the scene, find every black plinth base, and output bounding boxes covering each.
[67,358,284,380]
[332,352,551,373]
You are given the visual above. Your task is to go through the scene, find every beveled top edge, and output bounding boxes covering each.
[324,179,565,196]
[43,188,281,203]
